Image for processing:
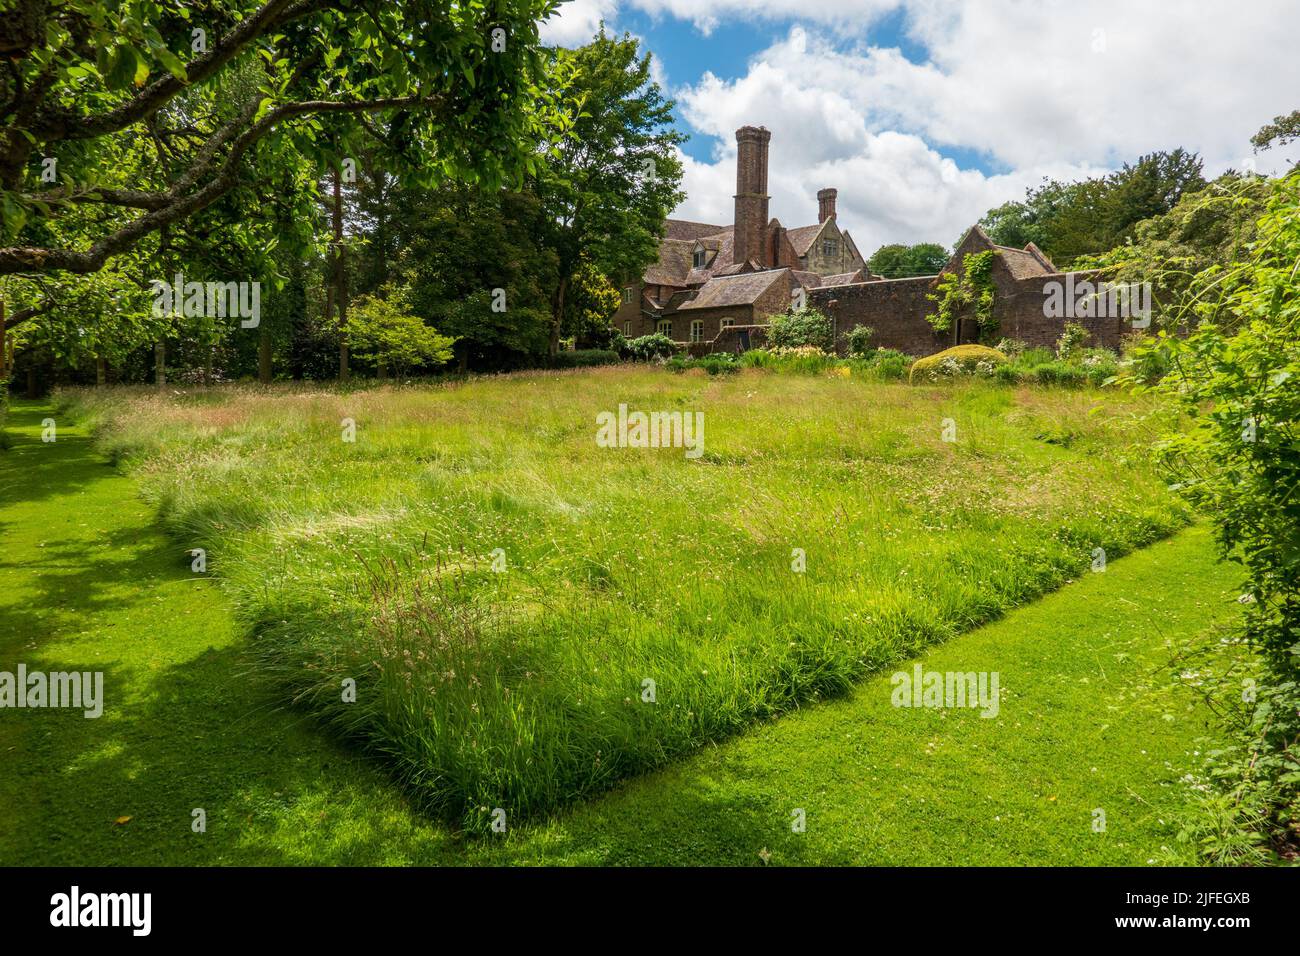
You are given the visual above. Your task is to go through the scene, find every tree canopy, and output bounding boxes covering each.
[978,149,1207,266]
[1,0,568,333]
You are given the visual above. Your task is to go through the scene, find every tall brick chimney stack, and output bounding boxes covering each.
[733,125,771,266]
[817,188,838,224]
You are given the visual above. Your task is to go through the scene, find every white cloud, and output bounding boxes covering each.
[662,4,1300,253]
[539,0,618,47]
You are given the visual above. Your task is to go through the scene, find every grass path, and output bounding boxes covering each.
[0,399,458,865]
[1,397,1239,865]
[491,524,1240,865]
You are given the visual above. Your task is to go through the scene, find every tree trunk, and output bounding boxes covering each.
[0,297,7,380]
[154,341,166,387]
[377,360,387,382]
[96,356,106,386]
[258,323,272,383]
[333,170,349,382]
[550,275,568,357]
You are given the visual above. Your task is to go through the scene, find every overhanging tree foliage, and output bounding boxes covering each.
[0,0,569,337]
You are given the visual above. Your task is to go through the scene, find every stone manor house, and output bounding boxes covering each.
[612,126,1140,356]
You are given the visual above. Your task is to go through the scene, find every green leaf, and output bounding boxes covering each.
[154,47,188,82]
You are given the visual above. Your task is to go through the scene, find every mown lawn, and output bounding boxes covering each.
[39,366,1195,831]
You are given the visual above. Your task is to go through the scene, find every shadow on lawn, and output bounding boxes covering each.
[0,402,451,866]
[0,401,114,511]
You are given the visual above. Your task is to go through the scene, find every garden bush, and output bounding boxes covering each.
[842,324,876,357]
[909,344,1007,383]
[1030,362,1087,387]
[768,307,834,351]
[666,353,741,375]
[625,333,677,361]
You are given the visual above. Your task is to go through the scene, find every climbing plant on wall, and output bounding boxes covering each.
[925,250,997,338]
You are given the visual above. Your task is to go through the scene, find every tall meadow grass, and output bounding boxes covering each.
[59,366,1187,828]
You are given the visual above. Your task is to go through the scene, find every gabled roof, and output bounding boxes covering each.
[948,224,1057,280]
[785,222,828,256]
[678,269,790,310]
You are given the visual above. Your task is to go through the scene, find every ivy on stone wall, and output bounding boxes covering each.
[925,250,997,336]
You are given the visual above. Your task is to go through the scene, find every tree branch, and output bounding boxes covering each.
[27,0,320,144]
[0,94,441,275]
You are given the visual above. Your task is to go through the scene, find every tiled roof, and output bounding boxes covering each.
[679,269,789,310]
[820,270,864,286]
[992,244,1055,280]
[644,239,695,286]
[785,223,827,256]
[665,219,729,241]
[791,270,823,288]
[1023,242,1057,272]
[646,228,736,287]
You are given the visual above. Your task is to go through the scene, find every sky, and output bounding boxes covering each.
[539,0,1300,255]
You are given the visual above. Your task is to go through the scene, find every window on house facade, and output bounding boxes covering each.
[622,287,635,304]
[623,321,632,336]
[657,320,672,338]
[720,318,735,329]
[690,320,704,343]
[822,237,838,258]
[693,247,707,269]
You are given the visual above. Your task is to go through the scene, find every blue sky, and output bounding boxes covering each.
[541,1,1300,251]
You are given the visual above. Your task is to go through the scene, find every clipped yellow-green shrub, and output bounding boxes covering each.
[909,344,1007,383]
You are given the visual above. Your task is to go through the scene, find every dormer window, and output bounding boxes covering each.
[693,246,707,269]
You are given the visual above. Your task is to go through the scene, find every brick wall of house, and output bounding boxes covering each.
[995,273,1130,351]
[808,272,1136,357]
[697,324,770,356]
[809,276,947,355]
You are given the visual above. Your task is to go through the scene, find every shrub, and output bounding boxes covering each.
[768,307,834,351]
[1030,361,1087,387]
[582,326,626,353]
[994,364,1023,386]
[1137,172,1300,861]
[1120,331,1167,384]
[1056,321,1090,361]
[347,284,456,375]
[842,324,876,357]
[1080,348,1119,387]
[995,338,1030,359]
[863,348,912,380]
[625,333,677,361]
[909,344,1007,383]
